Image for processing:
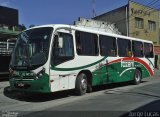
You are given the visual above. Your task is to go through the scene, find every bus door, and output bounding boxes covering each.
[50,30,74,91]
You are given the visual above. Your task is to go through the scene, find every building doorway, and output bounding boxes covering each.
[155,55,158,69]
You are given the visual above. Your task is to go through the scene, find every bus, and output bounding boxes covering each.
[9,24,154,95]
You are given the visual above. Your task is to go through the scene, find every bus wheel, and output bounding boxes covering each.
[132,69,141,85]
[75,73,87,95]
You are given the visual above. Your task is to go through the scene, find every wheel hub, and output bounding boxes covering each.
[81,79,87,90]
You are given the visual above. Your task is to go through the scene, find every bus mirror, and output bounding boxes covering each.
[59,37,63,48]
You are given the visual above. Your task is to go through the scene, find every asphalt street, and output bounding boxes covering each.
[0,70,160,117]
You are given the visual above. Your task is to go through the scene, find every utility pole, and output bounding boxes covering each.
[92,0,96,18]
[126,6,129,37]
[126,0,130,37]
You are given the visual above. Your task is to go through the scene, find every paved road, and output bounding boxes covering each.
[0,70,160,117]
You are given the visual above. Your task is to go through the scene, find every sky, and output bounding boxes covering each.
[0,0,157,28]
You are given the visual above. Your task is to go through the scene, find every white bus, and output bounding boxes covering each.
[9,24,154,95]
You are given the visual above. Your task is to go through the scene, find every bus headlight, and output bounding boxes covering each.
[9,68,16,76]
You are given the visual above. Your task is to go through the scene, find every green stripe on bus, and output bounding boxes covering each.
[146,58,154,68]
[51,57,107,71]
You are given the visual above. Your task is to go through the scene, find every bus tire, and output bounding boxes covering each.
[132,69,141,85]
[75,73,87,95]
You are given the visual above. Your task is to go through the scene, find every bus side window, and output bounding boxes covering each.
[132,41,144,57]
[144,43,153,58]
[76,32,82,54]
[99,35,117,57]
[75,31,98,56]
[117,38,131,57]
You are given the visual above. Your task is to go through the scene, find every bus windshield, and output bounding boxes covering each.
[10,27,53,70]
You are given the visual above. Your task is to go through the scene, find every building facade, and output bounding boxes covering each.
[94,1,160,68]
[0,5,19,41]
[0,6,18,27]
[0,6,20,75]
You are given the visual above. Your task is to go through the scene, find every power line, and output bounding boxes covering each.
[94,0,160,37]
[128,0,160,23]
[141,0,159,7]
[130,0,159,7]
[92,0,96,18]
[108,0,160,25]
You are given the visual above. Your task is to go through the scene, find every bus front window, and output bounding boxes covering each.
[11,27,53,70]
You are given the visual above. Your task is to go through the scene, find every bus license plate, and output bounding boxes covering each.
[17,83,25,87]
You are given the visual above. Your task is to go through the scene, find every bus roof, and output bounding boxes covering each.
[29,24,153,44]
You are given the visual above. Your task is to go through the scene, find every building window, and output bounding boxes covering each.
[148,20,156,31]
[135,17,144,29]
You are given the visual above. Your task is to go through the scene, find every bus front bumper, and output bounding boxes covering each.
[9,74,51,93]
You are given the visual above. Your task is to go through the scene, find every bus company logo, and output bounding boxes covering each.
[121,59,134,68]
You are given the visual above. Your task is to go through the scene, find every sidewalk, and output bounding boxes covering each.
[0,81,9,93]
[154,69,160,77]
